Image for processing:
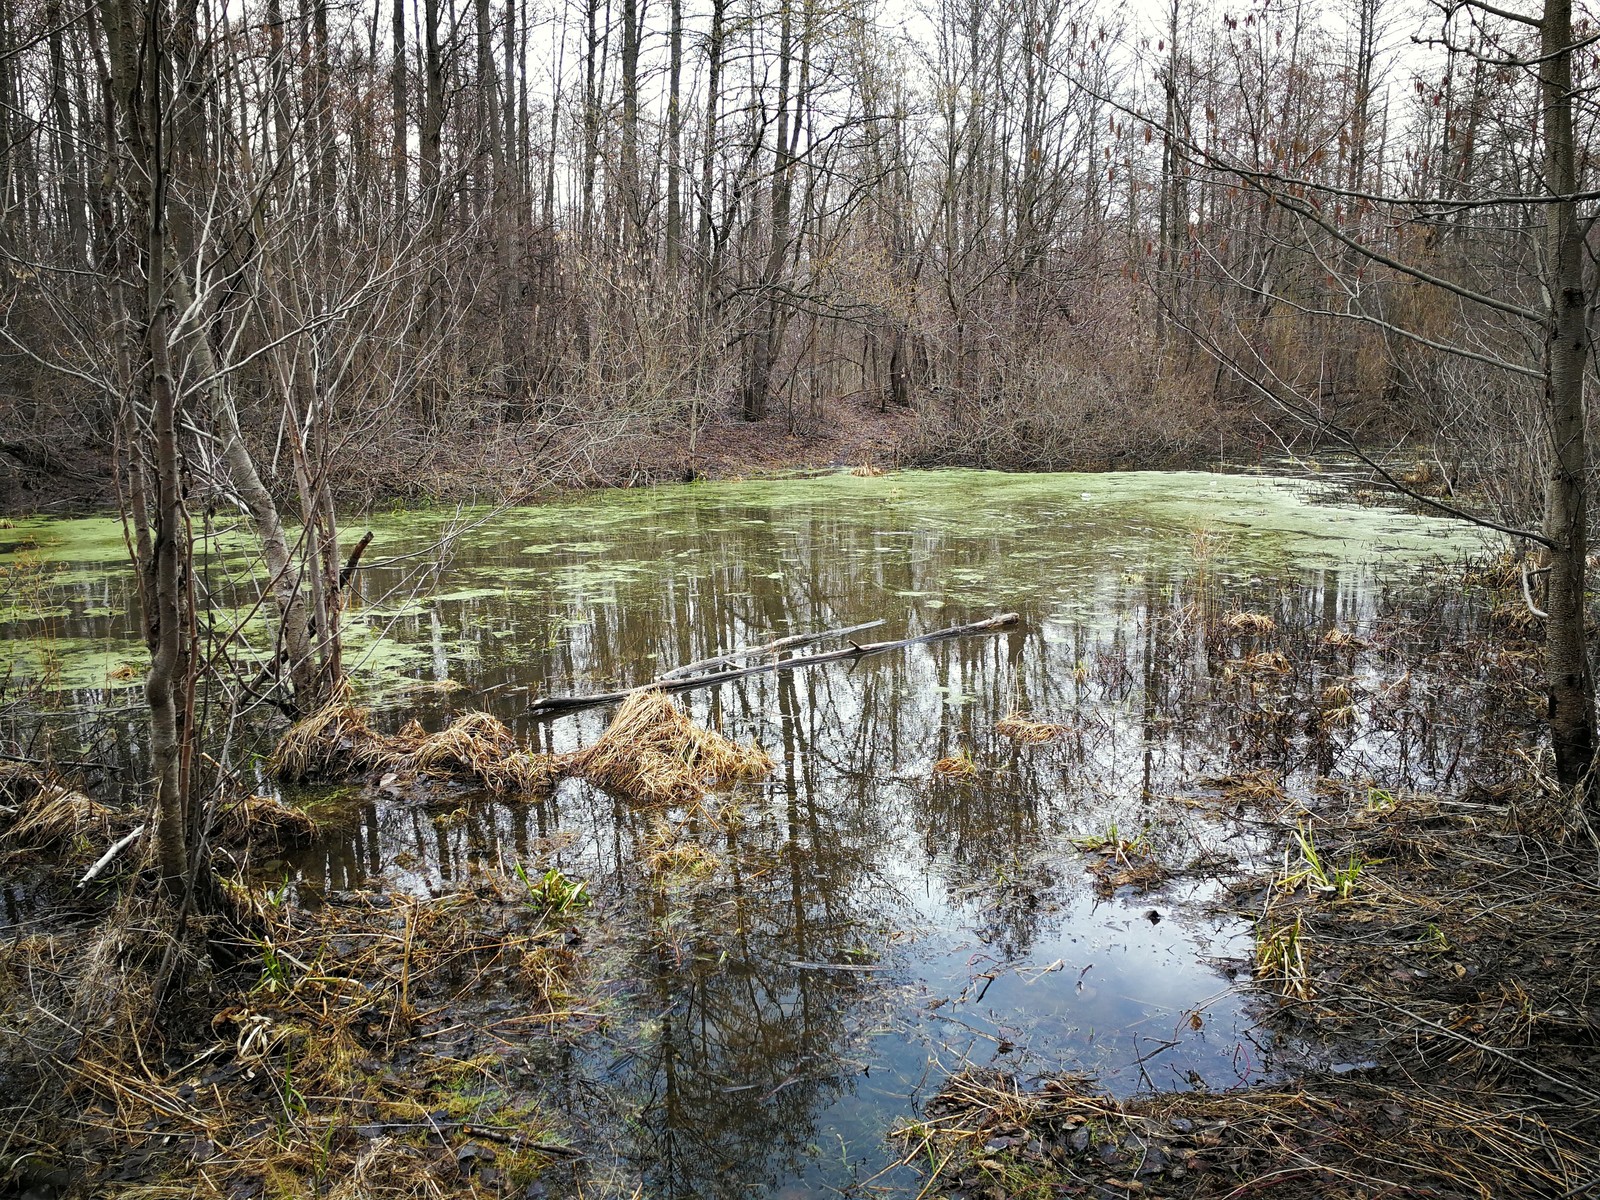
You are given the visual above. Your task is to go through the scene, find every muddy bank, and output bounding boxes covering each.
[3,394,1284,515]
[896,652,1600,1197]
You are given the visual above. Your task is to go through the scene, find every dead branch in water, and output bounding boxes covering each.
[528,613,1021,717]
[658,618,887,679]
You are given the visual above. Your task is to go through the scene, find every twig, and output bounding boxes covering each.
[1520,561,1549,619]
[75,824,146,889]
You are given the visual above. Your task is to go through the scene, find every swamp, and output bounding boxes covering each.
[5,467,1595,1199]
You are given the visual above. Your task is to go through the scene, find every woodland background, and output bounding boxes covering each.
[0,0,1582,517]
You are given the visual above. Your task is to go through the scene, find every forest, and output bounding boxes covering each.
[0,0,1582,501]
[3,0,1600,1195]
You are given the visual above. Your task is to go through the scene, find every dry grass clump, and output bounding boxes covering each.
[932,752,979,779]
[1,870,590,1199]
[1198,769,1286,807]
[994,712,1069,744]
[269,698,397,782]
[0,761,111,850]
[215,793,318,850]
[407,711,566,795]
[271,689,764,806]
[1322,625,1369,650]
[1222,610,1277,635]
[1235,649,1291,673]
[271,703,561,797]
[567,689,771,806]
[896,1067,1595,1199]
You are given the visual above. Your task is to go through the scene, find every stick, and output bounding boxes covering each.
[0,750,116,772]
[658,619,887,679]
[339,530,374,588]
[75,823,146,889]
[529,613,1020,717]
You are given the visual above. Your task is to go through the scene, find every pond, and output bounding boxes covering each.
[0,468,1518,1198]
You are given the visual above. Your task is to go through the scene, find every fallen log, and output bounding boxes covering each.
[658,618,886,680]
[529,612,1020,717]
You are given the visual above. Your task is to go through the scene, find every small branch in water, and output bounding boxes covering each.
[0,750,117,773]
[76,823,146,890]
[339,530,374,589]
[528,613,1022,717]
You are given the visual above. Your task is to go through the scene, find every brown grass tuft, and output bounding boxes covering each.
[1223,610,1277,635]
[0,762,111,850]
[932,752,979,779]
[269,698,399,783]
[215,793,318,850]
[569,689,771,805]
[270,688,767,805]
[994,712,1069,744]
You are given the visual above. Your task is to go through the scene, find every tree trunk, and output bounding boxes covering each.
[1538,0,1595,802]
[392,0,406,213]
[665,0,683,272]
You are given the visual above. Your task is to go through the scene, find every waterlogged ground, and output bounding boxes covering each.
[0,469,1521,1198]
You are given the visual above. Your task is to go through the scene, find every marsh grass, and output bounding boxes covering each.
[994,712,1069,744]
[932,749,980,778]
[270,687,771,807]
[0,761,110,851]
[568,688,772,805]
[1,868,590,1199]
[1070,821,1168,896]
[215,793,319,851]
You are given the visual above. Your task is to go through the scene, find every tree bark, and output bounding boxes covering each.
[1538,0,1595,801]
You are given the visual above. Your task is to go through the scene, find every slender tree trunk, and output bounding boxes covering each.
[1538,0,1595,802]
[665,0,683,272]
[47,0,86,262]
[696,0,726,281]
[392,0,407,213]
[619,0,642,253]
[743,0,796,422]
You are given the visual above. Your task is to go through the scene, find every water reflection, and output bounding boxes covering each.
[1,471,1520,1198]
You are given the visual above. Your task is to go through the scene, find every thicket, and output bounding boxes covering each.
[0,0,1577,510]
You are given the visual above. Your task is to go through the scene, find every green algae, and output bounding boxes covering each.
[0,469,1491,703]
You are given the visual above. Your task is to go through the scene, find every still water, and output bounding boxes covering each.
[1,469,1510,1197]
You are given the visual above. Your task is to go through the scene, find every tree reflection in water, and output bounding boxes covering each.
[2,474,1520,1198]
